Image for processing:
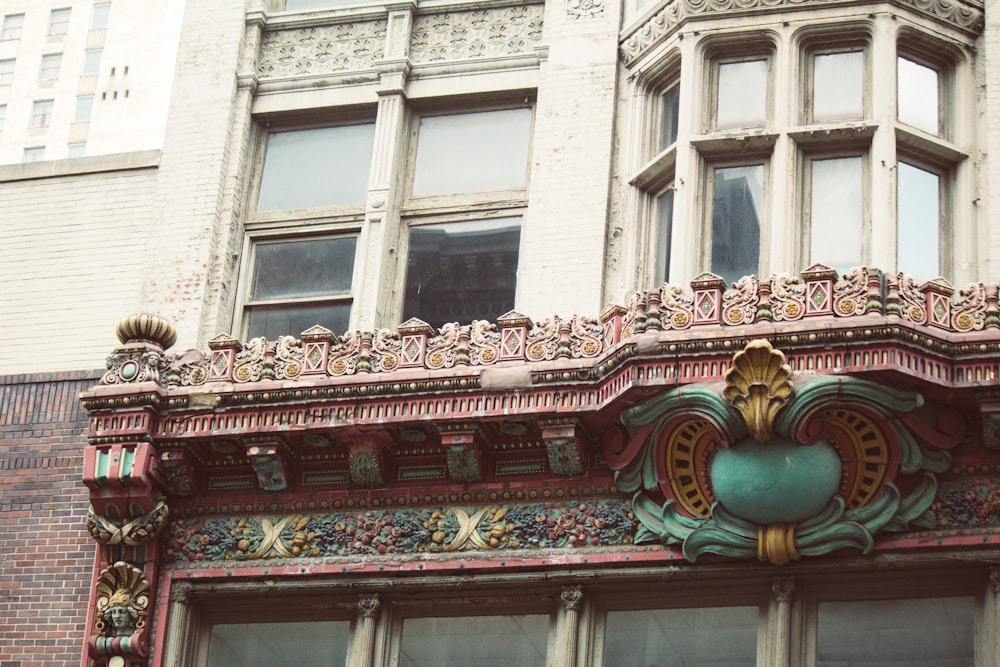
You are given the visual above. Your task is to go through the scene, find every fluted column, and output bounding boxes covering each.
[349,594,381,667]
[770,576,795,667]
[162,582,192,667]
[558,586,583,667]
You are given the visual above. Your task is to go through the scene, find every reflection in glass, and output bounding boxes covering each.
[400,614,548,667]
[897,162,940,281]
[717,60,767,130]
[660,85,680,150]
[898,57,939,135]
[404,218,520,328]
[656,189,674,283]
[413,109,531,196]
[813,51,863,122]
[257,124,375,212]
[247,236,356,338]
[817,597,973,667]
[604,606,758,667]
[711,165,763,284]
[811,157,862,271]
[207,621,350,667]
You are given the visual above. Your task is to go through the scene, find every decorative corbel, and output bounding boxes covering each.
[246,438,290,491]
[440,423,487,482]
[541,418,588,476]
[349,434,389,488]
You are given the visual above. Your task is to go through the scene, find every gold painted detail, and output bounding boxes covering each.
[95,561,150,636]
[724,339,794,441]
[757,524,800,566]
[819,408,890,509]
[664,418,717,518]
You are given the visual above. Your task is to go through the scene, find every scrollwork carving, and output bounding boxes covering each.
[258,21,387,79]
[410,5,543,63]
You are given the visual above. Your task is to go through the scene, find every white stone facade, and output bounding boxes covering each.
[0,0,994,375]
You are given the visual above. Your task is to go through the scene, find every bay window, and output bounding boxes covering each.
[808,155,865,272]
[714,58,769,131]
[709,164,764,284]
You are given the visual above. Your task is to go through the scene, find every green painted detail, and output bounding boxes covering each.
[497,460,546,475]
[96,450,110,483]
[120,447,136,483]
[773,376,922,435]
[618,386,745,494]
[710,438,841,524]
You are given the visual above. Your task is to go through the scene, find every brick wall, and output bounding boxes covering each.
[0,371,100,667]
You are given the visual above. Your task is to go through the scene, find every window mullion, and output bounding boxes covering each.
[868,15,899,273]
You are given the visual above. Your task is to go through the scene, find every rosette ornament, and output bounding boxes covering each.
[604,339,963,565]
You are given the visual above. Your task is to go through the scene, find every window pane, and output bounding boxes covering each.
[257,124,375,212]
[404,218,520,328]
[814,51,863,122]
[1,14,24,41]
[23,147,44,163]
[251,237,357,301]
[660,84,680,150]
[400,614,548,667]
[0,59,15,85]
[82,49,102,75]
[75,95,94,122]
[90,3,111,30]
[604,606,758,667]
[67,142,86,158]
[717,60,767,130]
[811,157,862,271]
[817,597,973,667]
[656,189,674,283]
[206,621,349,667]
[898,57,938,135]
[413,109,531,196]
[711,165,763,284]
[40,54,63,82]
[49,9,71,36]
[247,302,351,339]
[897,162,939,281]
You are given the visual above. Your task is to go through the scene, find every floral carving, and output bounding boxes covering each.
[258,21,387,79]
[469,320,502,365]
[897,273,928,325]
[567,0,605,20]
[658,283,695,330]
[951,282,987,332]
[167,500,637,562]
[526,316,561,361]
[832,266,868,316]
[88,498,169,546]
[410,5,543,63]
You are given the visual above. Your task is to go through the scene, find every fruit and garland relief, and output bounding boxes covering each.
[80,267,1000,666]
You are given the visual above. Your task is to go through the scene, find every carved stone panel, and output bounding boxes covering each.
[410,5,544,64]
[258,21,388,80]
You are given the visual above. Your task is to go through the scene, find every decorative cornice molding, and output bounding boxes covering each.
[620,0,983,66]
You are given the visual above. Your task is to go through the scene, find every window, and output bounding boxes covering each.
[709,164,764,284]
[243,236,357,340]
[67,142,86,158]
[811,50,864,123]
[398,613,548,666]
[403,107,531,327]
[82,49,102,76]
[30,100,55,128]
[39,54,63,84]
[48,8,71,37]
[0,104,6,131]
[898,56,938,136]
[23,146,45,162]
[659,84,680,150]
[0,59,14,86]
[714,58,768,130]
[654,188,674,283]
[238,121,375,338]
[1,14,24,41]
[74,95,94,123]
[90,3,111,30]
[897,161,941,281]
[206,621,350,667]
[256,124,375,212]
[808,156,864,271]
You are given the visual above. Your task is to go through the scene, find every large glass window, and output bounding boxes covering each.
[412,108,531,197]
[399,614,548,667]
[655,188,674,284]
[810,156,863,271]
[206,621,350,667]
[660,84,680,150]
[244,236,357,339]
[816,597,973,667]
[716,60,768,130]
[603,606,758,667]
[710,164,764,283]
[404,218,521,328]
[256,124,375,212]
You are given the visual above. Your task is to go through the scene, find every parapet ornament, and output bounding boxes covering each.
[607,339,965,566]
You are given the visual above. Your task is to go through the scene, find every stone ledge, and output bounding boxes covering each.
[0,150,161,183]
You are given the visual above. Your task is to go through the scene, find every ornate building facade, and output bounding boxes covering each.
[4,0,1000,665]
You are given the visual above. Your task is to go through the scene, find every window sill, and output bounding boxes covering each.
[690,130,779,158]
[895,126,967,165]
[788,122,877,149]
[630,144,676,190]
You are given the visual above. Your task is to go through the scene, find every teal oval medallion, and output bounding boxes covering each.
[710,437,842,524]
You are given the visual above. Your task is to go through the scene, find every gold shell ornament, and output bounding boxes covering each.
[723,339,794,441]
